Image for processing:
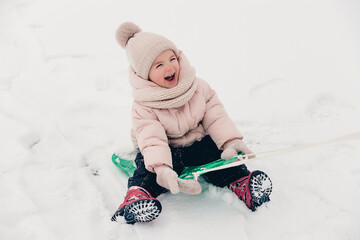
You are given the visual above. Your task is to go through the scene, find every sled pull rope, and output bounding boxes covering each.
[254,132,360,158]
[190,132,360,180]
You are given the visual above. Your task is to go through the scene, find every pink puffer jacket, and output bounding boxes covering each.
[130,78,243,172]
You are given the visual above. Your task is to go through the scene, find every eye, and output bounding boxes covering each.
[156,64,162,69]
[170,57,177,61]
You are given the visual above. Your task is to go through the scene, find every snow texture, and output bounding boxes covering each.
[1,0,360,239]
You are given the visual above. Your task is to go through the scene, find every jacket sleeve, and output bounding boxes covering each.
[132,104,173,172]
[200,80,243,149]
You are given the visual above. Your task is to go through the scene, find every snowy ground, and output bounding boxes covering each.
[1,0,360,239]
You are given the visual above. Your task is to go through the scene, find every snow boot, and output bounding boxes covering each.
[111,186,162,224]
[229,170,272,211]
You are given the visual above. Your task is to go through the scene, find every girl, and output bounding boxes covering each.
[112,22,272,224]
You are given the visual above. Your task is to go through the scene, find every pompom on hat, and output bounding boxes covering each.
[116,22,179,79]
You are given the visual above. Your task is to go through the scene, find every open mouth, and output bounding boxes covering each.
[164,73,175,81]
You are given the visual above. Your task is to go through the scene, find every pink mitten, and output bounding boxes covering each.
[221,139,255,160]
[154,165,202,195]
[154,165,180,194]
[177,178,202,195]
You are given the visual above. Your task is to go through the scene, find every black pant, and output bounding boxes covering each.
[128,135,250,197]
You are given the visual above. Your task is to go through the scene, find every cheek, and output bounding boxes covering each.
[150,71,164,83]
[175,65,180,76]
[174,63,180,72]
[155,71,164,80]
[149,69,159,79]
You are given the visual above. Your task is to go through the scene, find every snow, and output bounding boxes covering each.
[1,0,360,239]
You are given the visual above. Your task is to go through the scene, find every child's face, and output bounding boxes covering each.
[148,49,179,88]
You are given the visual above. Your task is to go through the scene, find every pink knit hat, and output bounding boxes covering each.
[115,22,179,79]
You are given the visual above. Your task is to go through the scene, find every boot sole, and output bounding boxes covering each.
[248,170,273,211]
[111,199,162,224]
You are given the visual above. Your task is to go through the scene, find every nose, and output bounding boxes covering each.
[165,65,173,72]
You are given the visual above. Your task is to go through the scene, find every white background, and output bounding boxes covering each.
[1,0,360,239]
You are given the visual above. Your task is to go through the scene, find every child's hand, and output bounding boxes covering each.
[154,165,202,195]
[221,139,255,160]
[154,165,180,194]
[177,178,202,195]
